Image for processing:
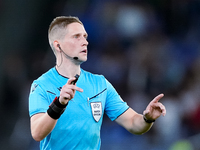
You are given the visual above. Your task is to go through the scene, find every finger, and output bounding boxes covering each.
[67,77,77,85]
[73,86,83,92]
[160,104,166,116]
[66,78,83,92]
[154,102,166,116]
[152,93,164,103]
[61,88,74,100]
[62,94,71,100]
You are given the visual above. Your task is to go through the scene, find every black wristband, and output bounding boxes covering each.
[143,115,155,123]
[47,97,68,119]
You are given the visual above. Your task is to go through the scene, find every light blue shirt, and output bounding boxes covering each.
[29,67,129,150]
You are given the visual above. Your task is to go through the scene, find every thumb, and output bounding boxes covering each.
[143,109,149,116]
[67,77,77,85]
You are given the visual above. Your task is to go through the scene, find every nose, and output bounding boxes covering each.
[82,37,89,46]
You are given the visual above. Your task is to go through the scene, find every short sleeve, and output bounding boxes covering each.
[104,79,129,121]
[29,81,49,117]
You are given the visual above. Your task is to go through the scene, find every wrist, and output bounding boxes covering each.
[47,97,68,119]
[143,115,155,124]
[55,97,68,107]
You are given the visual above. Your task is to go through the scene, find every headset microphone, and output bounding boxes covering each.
[57,44,79,60]
[73,57,78,60]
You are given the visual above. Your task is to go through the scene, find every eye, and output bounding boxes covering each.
[84,34,88,39]
[74,34,79,38]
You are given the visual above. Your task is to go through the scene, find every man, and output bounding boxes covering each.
[29,16,166,150]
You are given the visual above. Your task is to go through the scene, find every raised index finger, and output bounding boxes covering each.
[152,93,164,103]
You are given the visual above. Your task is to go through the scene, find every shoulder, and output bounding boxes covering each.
[30,67,59,96]
[31,67,57,88]
[81,69,106,83]
[35,67,56,82]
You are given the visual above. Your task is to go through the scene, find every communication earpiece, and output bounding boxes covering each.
[57,44,61,50]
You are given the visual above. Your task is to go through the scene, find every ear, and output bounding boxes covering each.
[53,41,61,52]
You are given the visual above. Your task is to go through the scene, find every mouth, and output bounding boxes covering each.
[81,49,87,54]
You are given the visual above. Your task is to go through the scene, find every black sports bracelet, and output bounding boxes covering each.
[143,115,155,123]
[47,97,68,119]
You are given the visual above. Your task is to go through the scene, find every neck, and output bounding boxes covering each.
[56,52,82,77]
[56,62,81,78]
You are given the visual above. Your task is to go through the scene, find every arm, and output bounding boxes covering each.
[115,108,153,135]
[30,77,83,141]
[115,94,166,135]
[31,113,57,141]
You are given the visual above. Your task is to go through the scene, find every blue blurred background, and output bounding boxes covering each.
[0,0,200,150]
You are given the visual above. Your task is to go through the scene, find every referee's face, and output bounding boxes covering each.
[61,22,88,63]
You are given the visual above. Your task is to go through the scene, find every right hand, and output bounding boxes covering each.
[59,77,83,105]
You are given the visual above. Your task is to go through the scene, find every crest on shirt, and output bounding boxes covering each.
[90,102,102,122]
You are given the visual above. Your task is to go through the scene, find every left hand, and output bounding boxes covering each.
[143,94,166,121]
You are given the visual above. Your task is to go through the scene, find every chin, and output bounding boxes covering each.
[78,58,87,64]
[81,57,87,61]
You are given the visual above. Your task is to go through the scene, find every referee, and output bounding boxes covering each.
[29,16,166,150]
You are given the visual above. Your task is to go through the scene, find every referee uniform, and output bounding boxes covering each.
[29,67,129,150]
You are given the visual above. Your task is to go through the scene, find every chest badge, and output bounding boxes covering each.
[90,102,102,122]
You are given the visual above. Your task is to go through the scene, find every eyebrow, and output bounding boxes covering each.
[72,32,88,38]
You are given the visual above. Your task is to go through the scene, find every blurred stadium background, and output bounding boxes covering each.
[0,0,200,149]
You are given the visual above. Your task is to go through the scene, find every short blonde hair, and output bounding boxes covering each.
[48,16,83,54]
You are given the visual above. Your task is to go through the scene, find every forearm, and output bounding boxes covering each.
[128,113,153,135]
[115,108,154,135]
[31,113,57,141]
